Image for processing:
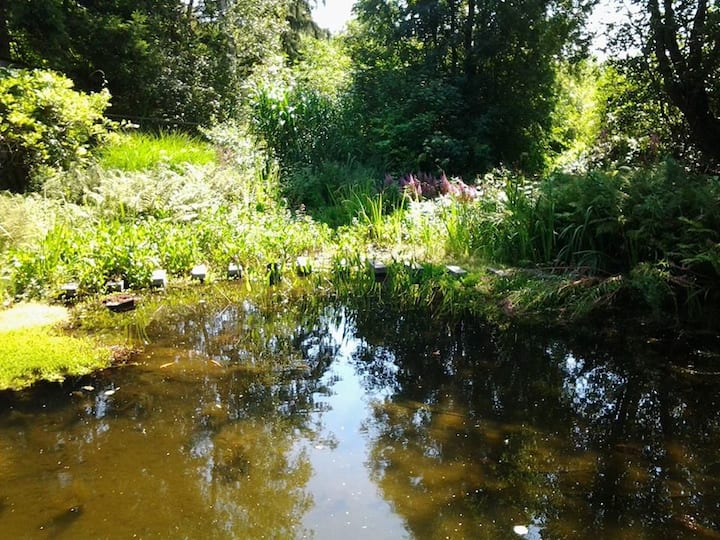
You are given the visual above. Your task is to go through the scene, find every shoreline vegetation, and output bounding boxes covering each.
[2,130,717,324]
[2,65,719,391]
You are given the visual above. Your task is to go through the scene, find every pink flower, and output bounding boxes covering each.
[439,172,451,195]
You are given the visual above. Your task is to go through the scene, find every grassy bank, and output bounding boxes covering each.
[0,304,109,390]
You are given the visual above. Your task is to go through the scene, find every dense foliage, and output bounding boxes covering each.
[346,0,595,174]
[2,0,318,126]
[0,67,111,191]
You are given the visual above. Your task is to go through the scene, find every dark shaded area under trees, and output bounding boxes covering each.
[0,0,317,127]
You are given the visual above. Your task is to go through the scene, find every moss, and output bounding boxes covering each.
[0,303,109,390]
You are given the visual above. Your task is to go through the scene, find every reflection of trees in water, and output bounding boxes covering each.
[189,415,314,538]
[0,298,341,538]
[351,307,720,538]
[173,302,341,537]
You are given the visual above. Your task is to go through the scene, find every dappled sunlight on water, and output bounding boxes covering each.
[0,295,719,538]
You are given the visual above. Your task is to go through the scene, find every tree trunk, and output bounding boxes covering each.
[463,0,476,80]
[649,0,720,164]
[0,0,11,63]
[449,0,458,72]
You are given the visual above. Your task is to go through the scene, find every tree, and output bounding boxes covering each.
[348,0,595,174]
[4,0,289,127]
[608,0,720,166]
[646,0,720,164]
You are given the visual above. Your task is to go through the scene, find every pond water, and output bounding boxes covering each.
[1,296,719,539]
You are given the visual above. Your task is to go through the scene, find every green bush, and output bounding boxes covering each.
[0,68,111,192]
[248,38,356,172]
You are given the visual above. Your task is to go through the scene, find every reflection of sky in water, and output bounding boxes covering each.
[562,352,625,417]
[299,311,410,539]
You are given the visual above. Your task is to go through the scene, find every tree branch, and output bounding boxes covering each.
[661,0,687,75]
[689,0,707,73]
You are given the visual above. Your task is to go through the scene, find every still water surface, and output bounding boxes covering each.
[1,298,719,539]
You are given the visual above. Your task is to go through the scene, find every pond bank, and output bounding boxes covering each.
[2,264,717,392]
[0,303,111,391]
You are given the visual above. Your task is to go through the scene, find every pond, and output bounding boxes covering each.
[1,295,719,539]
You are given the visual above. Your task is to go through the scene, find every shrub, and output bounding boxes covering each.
[0,68,112,191]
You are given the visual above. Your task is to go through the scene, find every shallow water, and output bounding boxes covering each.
[1,298,719,539]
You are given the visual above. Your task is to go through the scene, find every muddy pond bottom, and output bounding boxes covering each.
[1,300,719,539]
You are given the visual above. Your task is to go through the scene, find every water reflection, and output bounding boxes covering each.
[0,298,336,538]
[351,308,720,538]
[0,297,718,539]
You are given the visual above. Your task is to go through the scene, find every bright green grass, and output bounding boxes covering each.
[98,131,217,171]
[0,303,108,390]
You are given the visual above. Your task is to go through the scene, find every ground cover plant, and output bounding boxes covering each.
[0,303,108,390]
[98,131,217,172]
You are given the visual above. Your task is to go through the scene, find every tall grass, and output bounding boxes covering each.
[98,130,217,171]
[441,200,473,257]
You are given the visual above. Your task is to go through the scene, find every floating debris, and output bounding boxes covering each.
[105,279,125,292]
[513,525,529,536]
[486,266,512,277]
[446,265,467,278]
[369,260,388,282]
[81,385,95,392]
[159,362,175,369]
[227,262,243,280]
[60,282,79,300]
[103,387,119,397]
[102,294,136,313]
